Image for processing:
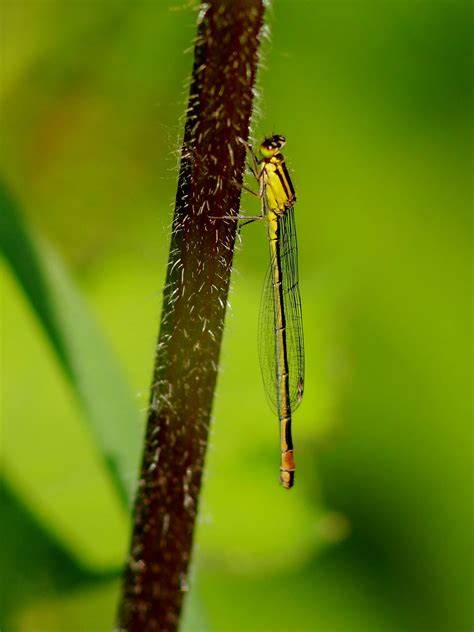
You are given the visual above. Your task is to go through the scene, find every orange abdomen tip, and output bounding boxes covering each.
[280,450,295,490]
[280,469,295,489]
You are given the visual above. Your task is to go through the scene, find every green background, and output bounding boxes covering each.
[1,1,472,630]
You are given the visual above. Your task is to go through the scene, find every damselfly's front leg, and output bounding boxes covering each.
[237,136,261,180]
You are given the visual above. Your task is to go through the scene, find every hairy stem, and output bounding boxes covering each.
[117,1,265,630]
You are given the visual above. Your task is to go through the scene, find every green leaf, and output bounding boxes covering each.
[1,258,129,570]
[0,179,141,507]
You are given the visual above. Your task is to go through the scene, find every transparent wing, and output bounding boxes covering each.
[258,261,278,412]
[257,207,305,414]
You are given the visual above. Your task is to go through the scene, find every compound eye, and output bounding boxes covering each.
[259,135,286,157]
[273,134,286,149]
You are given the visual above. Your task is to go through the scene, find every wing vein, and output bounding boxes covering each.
[258,207,305,414]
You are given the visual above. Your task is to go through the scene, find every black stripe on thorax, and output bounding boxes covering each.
[280,160,296,198]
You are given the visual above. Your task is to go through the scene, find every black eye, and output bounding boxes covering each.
[275,135,285,146]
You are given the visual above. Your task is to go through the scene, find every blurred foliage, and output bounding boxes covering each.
[0,183,141,509]
[1,1,472,631]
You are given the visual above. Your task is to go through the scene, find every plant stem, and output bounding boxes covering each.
[117,1,265,630]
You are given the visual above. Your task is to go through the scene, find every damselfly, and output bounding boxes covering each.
[223,135,304,489]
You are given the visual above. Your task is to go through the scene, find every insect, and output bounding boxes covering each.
[222,135,305,489]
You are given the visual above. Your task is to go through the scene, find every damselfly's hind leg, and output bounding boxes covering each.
[209,137,264,231]
[237,217,262,233]
[209,212,264,234]
[210,213,263,222]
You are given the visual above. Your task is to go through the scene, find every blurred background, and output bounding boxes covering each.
[1,1,472,630]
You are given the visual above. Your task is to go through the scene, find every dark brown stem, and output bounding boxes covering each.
[117,1,265,630]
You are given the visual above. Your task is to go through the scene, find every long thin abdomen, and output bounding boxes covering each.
[267,211,294,489]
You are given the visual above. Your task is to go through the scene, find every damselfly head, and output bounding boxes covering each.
[259,135,286,158]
